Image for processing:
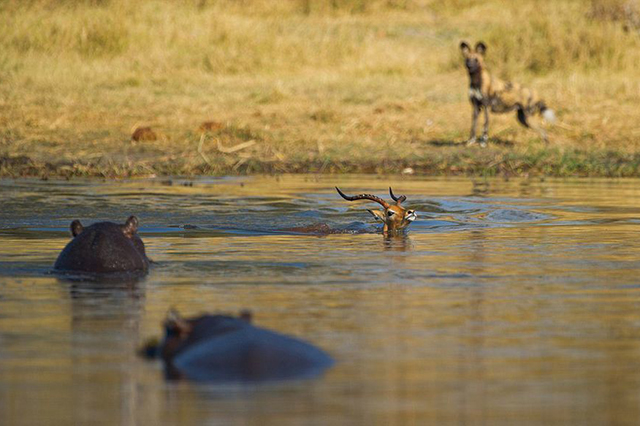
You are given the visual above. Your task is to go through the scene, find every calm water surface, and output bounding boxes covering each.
[1,175,640,425]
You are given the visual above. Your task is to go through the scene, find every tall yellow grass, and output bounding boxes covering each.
[1,0,640,177]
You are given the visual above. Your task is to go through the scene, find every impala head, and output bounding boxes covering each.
[336,187,417,233]
[460,41,486,74]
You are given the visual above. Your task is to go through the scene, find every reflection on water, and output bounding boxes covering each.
[2,176,640,425]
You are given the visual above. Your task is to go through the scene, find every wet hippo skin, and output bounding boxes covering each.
[54,216,150,274]
[145,311,334,382]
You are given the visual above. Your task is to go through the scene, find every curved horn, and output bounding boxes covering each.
[336,187,389,209]
[389,187,406,204]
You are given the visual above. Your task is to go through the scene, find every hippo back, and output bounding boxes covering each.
[54,222,149,274]
[166,316,334,382]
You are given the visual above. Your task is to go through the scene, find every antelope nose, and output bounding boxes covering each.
[407,211,417,222]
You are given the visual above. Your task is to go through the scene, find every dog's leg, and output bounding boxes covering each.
[467,104,480,146]
[480,106,489,147]
[517,107,548,143]
[516,107,530,128]
[535,124,548,143]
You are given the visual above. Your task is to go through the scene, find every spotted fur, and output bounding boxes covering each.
[460,41,554,146]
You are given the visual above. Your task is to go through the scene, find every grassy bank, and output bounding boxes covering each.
[1,0,640,178]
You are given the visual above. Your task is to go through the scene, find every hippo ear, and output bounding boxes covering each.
[165,309,192,337]
[70,220,83,237]
[475,41,486,55]
[460,41,471,57]
[123,215,139,237]
[166,308,182,326]
[239,310,253,323]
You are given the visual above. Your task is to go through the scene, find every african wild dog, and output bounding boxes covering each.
[460,41,555,147]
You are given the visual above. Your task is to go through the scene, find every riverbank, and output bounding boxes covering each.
[1,0,639,178]
[4,144,640,179]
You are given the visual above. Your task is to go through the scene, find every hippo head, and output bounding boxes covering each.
[157,310,253,361]
[54,215,150,275]
[141,309,334,382]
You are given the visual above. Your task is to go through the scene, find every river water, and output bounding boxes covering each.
[1,175,640,425]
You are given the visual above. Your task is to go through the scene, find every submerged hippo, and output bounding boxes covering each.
[54,216,150,275]
[142,310,334,382]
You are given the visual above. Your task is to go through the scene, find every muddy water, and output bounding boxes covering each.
[1,175,640,425]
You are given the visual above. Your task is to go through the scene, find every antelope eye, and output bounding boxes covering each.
[387,211,395,217]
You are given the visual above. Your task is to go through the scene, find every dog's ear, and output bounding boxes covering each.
[460,41,471,57]
[475,41,486,55]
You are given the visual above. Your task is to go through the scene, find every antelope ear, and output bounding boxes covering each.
[367,209,386,222]
[460,41,471,56]
[70,220,83,237]
[475,41,486,55]
[123,215,139,237]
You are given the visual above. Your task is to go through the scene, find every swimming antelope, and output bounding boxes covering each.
[460,41,555,147]
[336,187,417,233]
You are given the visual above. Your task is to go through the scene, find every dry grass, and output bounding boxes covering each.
[1,0,640,178]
